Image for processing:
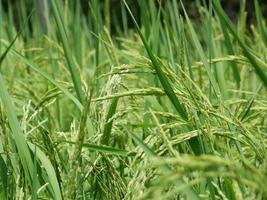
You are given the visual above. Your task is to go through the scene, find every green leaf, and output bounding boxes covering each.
[101,97,119,145]
[180,1,220,96]
[212,0,267,88]
[123,0,188,121]
[0,13,38,189]
[28,143,62,200]
[0,70,36,188]
[254,0,267,46]
[51,0,84,103]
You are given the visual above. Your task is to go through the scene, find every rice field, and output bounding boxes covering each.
[0,0,267,199]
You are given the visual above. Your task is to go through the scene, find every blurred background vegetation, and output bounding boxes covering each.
[1,0,266,35]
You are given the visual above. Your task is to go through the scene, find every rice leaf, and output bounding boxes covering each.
[254,0,267,46]
[28,143,62,200]
[51,0,84,103]
[0,70,36,188]
[180,2,220,97]
[101,97,119,145]
[123,0,188,120]
[212,0,267,88]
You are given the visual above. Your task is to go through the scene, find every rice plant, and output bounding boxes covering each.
[0,0,267,199]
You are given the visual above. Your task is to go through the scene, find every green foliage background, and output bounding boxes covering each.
[0,0,267,199]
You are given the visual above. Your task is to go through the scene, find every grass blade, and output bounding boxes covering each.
[219,18,241,88]
[10,49,83,110]
[28,143,62,200]
[0,67,36,189]
[66,141,128,157]
[180,2,220,97]
[0,10,33,67]
[123,0,188,120]
[254,0,267,46]
[212,0,267,88]
[0,14,38,190]
[101,97,119,145]
[51,0,84,103]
